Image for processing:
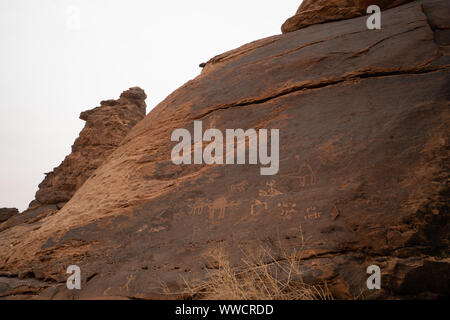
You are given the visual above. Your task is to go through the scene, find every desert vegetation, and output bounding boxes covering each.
[168,230,333,300]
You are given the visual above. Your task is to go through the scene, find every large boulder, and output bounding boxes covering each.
[0,0,448,299]
[282,0,414,33]
[0,208,18,224]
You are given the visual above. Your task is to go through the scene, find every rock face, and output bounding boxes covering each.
[0,88,146,235]
[0,209,18,224]
[0,0,448,299]
[282,0,414,33]
[33,87,147,207]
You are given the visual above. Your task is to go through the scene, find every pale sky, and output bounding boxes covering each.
[0,0,301,211]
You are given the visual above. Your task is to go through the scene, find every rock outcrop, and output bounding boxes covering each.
[0,88,147,234]
[0,208,18,224]
[0,0,448,299]
[282,0,414,33]
[33,87,147,207]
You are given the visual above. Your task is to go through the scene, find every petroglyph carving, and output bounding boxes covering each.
[121,273,135,293]
[208,197,228,220]
[229,181,249,193]
[284,156,317,188]
[304,206,322,220]
[250,199,268,216]
[188,199,208,216]
[278,202,297,216]
[190,197,238,220]
[259,180,283,198]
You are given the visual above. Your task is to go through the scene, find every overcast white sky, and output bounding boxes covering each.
[0,0,301,211]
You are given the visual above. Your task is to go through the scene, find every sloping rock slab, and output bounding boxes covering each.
[0,0,448,299]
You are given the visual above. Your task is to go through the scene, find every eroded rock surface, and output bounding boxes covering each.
[0,88,147,234]
[0,0,448,299]
[33,87,147,207]
[0,208,18,224]
[282,0,414,33]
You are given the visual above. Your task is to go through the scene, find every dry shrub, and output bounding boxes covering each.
[181,240,333,300]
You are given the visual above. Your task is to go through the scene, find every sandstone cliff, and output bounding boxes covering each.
[33,87,147,208]
[0,87,147,233]
[0,0,448,299]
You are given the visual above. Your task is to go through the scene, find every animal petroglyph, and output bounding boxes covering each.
[258,180,283,198]
[229,181,249,193]
[208,197,228,220]
[189,197,238,220]
[188,199,209,216]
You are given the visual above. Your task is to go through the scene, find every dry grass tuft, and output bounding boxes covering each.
[180,240,333,300]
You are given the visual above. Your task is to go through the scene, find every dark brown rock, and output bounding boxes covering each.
[0,208,18,224]
[0,205,58,233]
[0,0,448,299]
[281,0,414,33]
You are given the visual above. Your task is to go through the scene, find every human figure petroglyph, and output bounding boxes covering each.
[121,273,135,293]
[258,180,283,198]
[188,199,208,216]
